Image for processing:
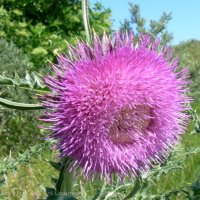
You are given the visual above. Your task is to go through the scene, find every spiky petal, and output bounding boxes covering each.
[40,32,191,180]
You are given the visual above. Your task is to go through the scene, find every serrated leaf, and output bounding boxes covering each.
[51,178,58,185]
[0,72,48,93]
[104,192,114,200]
[79,180,87,200]
[91,189,101,200]
[49,161,62,171]
[25,72,33,87]
[122,179,141,200]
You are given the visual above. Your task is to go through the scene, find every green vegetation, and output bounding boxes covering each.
[175,40,200,101]
[1,111,200,199]
[0,38,41,155]
[1,1,200,199]
[0,0,112,155]
[120,3,173,44]
[0,0,112,70]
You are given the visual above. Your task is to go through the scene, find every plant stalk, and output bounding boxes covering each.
[82,0,91,44]
[56,158,74,196]
[0,97,43,110]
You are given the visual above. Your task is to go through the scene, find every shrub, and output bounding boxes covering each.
[0,39,41,155]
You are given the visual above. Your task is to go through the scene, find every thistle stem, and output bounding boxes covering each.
[56,158,74,196]
[82,0,91,44]
[60,169,74,195]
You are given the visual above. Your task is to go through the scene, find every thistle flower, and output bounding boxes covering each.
[40,32,190,180]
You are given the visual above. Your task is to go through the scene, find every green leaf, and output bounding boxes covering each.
[91,189,101,200]
[31,47,48,56]
[79,180,87,200]
[0,97,43,110]
[49,161,62,171]
[0,72,49,93]
[51,178,58,185]
[122,179,141,200]
[12,9,23,16]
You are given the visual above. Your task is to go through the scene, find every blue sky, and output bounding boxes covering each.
[90,0,200,44]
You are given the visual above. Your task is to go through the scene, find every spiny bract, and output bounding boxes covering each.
[40,32,190,180]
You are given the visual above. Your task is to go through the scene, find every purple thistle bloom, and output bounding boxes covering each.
[40,32,190,180]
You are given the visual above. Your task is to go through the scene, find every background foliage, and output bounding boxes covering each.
[0,0,112,156]
[175,40,200,101]
[0,38,41,155]
[0,0,112,70]
[120,3,173,44]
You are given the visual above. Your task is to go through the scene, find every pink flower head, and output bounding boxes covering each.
[40,32,190,180]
